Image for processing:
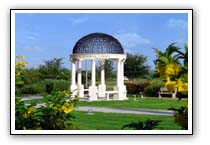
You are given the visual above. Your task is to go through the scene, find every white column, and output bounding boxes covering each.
[71,60,76,86]
[121,59,125,86]
[117,59,121,87]
[77,59,82,86]
[100,60,105,85]
[115,58,125,100]
[89,59,98,100]
[70,59,77,97]
[77,59,84,98]
[121,59,127,100]
[91,59,96,86]
[98,60,106,98]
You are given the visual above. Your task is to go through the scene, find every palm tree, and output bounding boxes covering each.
[175,44,188,81]
[175,44,188,67]
[153,43,181,66]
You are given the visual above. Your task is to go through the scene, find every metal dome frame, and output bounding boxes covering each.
[72,33,124,54]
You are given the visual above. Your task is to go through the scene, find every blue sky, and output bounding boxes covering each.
[15,12,188,70]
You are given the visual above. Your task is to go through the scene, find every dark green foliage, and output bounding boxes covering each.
[21,83,46,94]
[169,106,188,130]
[122,119,161,130]
[22,68,40,84]
[44,79,70,93]
[38,58,70,80]
[20,79,70,95]
[18,58,71,95]
[15,91,77,130]
[124,53,150,78]
[125,81,150,94]
[104,60,114,78]
[144,83,164,97]
[96,60,114,79]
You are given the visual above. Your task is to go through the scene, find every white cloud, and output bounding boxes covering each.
[167,19,188,29]
[114,32,151,49]
[23,46,43,53]
[26,36,37,40]
[71,17,88,25]
[25,31,39,40]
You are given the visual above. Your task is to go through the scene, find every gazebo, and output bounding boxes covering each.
[70,32,127,101]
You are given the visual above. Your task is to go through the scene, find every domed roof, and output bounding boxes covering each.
[72,32,124,54]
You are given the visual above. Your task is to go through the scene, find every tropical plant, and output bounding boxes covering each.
[122,119,161,130]
[154,44,188,95]
[154,44,189,129]
[153,43,181,66]
[169,105,188,130]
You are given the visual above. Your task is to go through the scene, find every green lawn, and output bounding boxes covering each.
[71,111,182,130]
[24,97,187,110]
[77,97,187,110]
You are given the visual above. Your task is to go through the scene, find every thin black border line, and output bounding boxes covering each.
[10,9,193,135]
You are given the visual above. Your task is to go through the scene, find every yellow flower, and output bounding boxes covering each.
[59,90,70,97]
[157,64,166,76]
[22,113,29,119]
[177,79,188,92]
[165,77,177,92]
[22,107,36,118]
[61,103,73,114]
[15,56,27,67]
[19,61,27,67]
[27,107,36,114]
[165,63,181,76]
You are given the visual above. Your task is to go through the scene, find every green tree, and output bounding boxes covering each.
[175,44,188,81]
[38,58,70,80]
[22,68,40,84]
[96,60,114,79]
[153,43,181,66]
[124,53,150,79]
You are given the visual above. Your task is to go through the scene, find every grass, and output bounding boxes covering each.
[71,111,182,130]
[24,97,187,110]
[77,97,187,110]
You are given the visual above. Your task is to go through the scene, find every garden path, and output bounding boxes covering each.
[22,96,176,116]
[74,106,175,116]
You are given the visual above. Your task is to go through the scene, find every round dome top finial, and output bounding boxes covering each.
[72,32,124,54]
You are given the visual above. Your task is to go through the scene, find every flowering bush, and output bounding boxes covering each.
[37,91,76,130]
[154,44,189,129]
[15,56,27,95]
[154,44,188,94]
[15,56,77,130]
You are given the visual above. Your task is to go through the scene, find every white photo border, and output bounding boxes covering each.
[10,9,193,135]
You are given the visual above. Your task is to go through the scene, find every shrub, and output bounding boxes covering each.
[44,79,70,93]
[21,83,46,94]
[15,91,77,130]
[125,81,150,94]
[169,105,188,130]
[144,83,164,97]
[122,119,161,130]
